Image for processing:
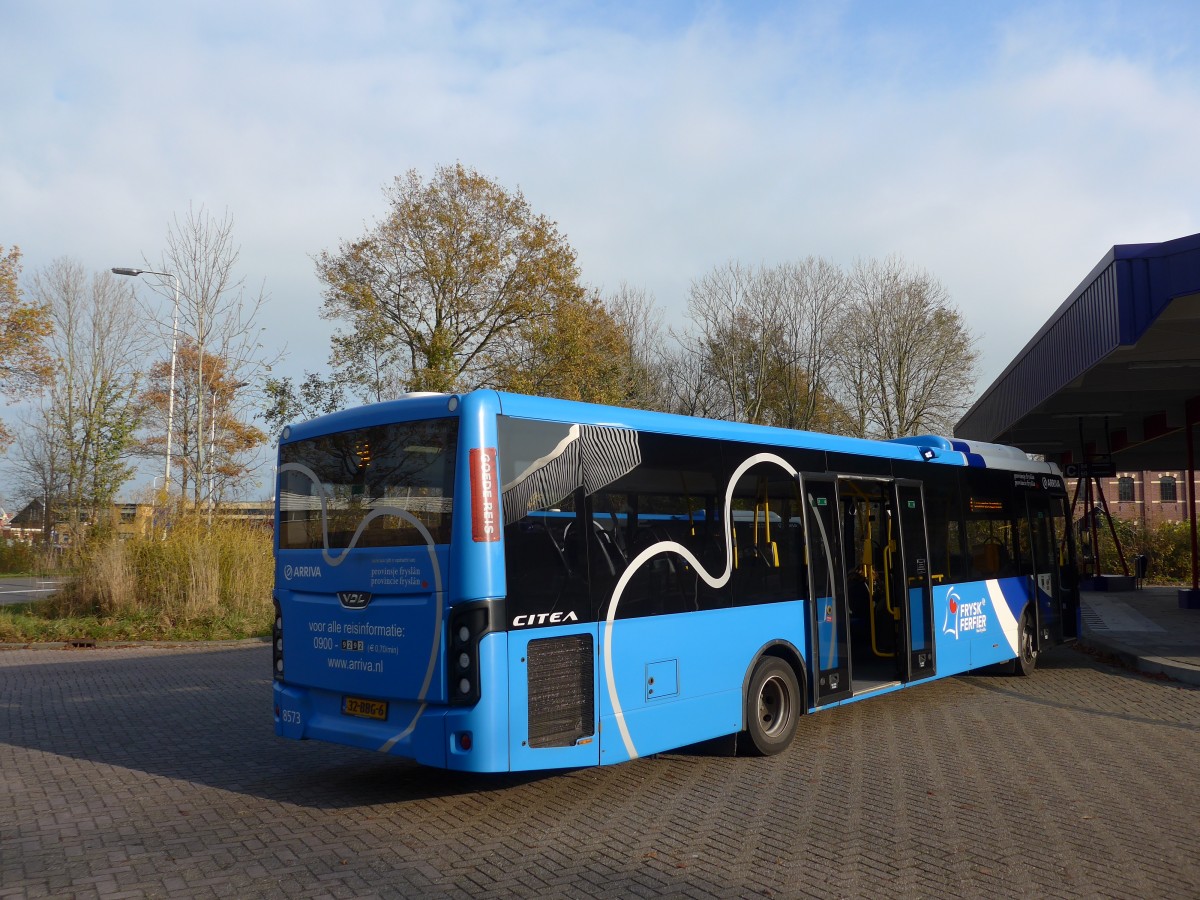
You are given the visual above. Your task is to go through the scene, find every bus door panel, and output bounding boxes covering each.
[1051,494,1080,639]
[507,623,601,771]
[802,474,852,705]
[1025,492,1068,643]
[896,481,936,680]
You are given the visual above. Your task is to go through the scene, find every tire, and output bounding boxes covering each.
[1014,607,1039,677]
[743,656,801,756]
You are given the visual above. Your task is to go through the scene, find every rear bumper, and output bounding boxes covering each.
[273,682,510,772]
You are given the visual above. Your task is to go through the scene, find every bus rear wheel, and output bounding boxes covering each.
[743,657,800,756]
[1014,608,1038,677]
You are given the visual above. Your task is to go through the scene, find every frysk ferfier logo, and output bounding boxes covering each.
[942,588,988,639]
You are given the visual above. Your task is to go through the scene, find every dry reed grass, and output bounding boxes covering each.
[46,518,274,627]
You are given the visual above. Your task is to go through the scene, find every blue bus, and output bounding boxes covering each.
[272,390,1080,771]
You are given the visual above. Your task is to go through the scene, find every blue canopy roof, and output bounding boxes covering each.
[956,231,1200,470]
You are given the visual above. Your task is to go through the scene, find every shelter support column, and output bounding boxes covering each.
[1182,396,1200,609]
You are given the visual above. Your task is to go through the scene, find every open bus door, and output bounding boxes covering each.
[1025,492,1080,643]
[896,481,937,680]
[835,476,935,693]
[802,474,852,706]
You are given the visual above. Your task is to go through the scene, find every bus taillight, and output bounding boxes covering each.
[272,598,284,681]
[448,601,491,705]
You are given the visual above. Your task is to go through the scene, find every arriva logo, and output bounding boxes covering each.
[942,588,987,639]
[283,564,323,581]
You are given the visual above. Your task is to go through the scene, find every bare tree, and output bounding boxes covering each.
[7,401,66,542]
[771,258,848,432]
[680,262,768,423]
[146,205,276,504]
[832,256,978,439]
[659,339,724,418]
[31,260,146,525]
[602,283,671,411]
[674,259,846,429]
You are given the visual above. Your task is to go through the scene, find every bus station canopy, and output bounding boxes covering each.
[956,231,1200,472]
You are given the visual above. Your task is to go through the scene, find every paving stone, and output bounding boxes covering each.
[1,643,1198,897]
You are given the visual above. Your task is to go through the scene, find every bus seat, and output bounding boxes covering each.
[971,542,1002,577]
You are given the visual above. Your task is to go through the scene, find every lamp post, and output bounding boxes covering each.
[112,268,179,498]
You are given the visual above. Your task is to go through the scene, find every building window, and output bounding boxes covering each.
[1117,477,1134,502]
[1161,475,1177,503]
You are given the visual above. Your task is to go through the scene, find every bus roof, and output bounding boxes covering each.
[280,389,1062,476]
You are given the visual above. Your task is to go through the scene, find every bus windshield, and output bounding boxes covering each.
[278,417,458,550]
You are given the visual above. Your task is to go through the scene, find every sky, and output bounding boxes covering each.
[3,0,1200,500]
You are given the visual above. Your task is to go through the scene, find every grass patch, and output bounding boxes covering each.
[0,604,269,643]
[0,520,273,643]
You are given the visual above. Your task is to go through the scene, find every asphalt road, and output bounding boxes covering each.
[1,642,1197,898]
[0,575,65,606]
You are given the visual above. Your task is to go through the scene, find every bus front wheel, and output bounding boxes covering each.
[743,656,800,756]
[1014,608,1039,677]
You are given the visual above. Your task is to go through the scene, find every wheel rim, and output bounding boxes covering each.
[758,674,792,737]
[1022,614,1037,663]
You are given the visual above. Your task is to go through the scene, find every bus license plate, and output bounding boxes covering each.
[342,696,388,721]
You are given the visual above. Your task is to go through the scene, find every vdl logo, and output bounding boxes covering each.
[283,564,323,581]
[942,588,988,639]
[338,591,373,610]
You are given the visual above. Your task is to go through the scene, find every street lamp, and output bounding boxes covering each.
[111,267,180,497]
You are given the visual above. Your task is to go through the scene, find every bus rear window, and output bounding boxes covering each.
[278,418,458,550]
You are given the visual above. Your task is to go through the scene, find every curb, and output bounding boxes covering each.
[0,637,270,652]
[1079,637,1200,688]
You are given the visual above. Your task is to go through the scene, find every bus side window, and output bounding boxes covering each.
[503,493,591,624]
[729,461,806,607]
[921,474,967,584]
[963,469,1020,579]
[589,431,731,619]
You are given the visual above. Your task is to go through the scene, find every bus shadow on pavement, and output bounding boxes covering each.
[7,640,1166,810]
[0,645,556,808]
[275,755,556,807]
[962,642,1099,676]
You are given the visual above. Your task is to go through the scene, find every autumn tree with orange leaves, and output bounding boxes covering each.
[140,340,266,505]
[313,164,631,405]
[0,246,54,446]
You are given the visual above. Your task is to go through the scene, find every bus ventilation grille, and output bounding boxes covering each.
[527,634,595,748]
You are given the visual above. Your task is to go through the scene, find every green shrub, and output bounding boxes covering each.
[1093,517,1194,584]
[0,540,59,575]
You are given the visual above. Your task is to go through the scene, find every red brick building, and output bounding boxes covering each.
[1101,471,1199,527]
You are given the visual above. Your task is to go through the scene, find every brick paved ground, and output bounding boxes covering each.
[2,643,1197,898]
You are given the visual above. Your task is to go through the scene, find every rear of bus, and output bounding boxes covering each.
[272,392,509,771]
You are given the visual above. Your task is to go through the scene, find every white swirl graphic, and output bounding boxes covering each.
[603,452,799,761]
[277,462,443,752]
